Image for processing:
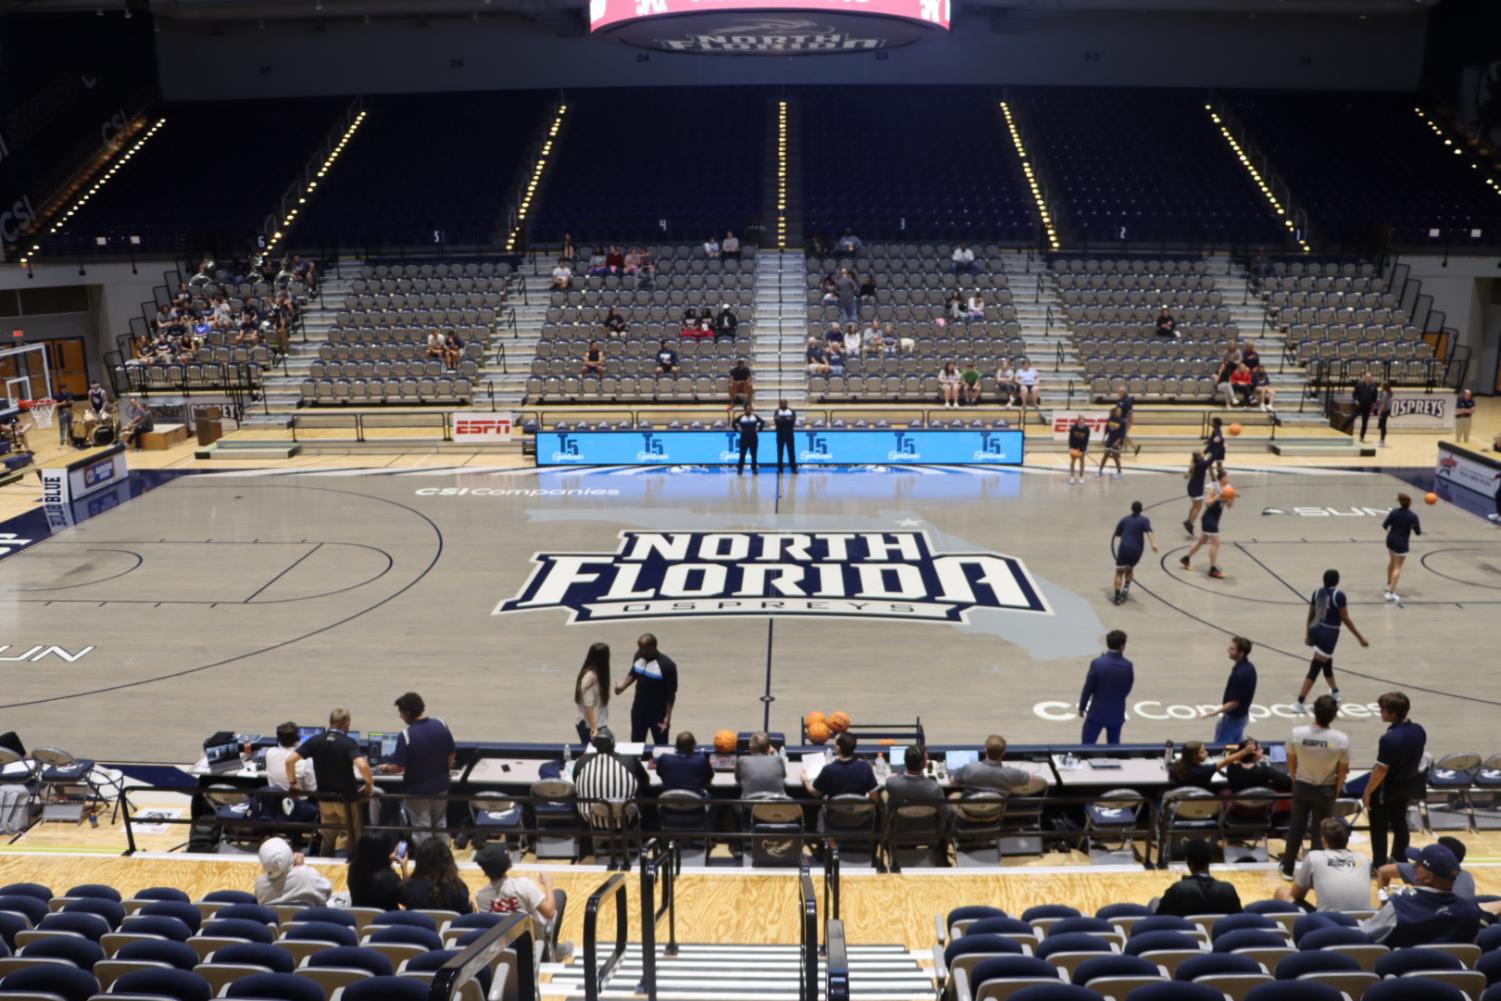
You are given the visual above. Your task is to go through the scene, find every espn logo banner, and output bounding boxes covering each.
[453,415,513,444]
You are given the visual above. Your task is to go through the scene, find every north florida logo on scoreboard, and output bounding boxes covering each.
[494,531,1051,623]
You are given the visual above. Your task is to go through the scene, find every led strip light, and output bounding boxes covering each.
[999,102,1060,253]
[21,118,167,267]
[504,103,568,254]
[776,100,788,250]
[1413,106,1501,202]
[1207,105,1309,253]
[266,109,368,254]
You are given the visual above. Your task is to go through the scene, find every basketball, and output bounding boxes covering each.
[1219,484,1237,501]
[1425,492,1438,505]
[826,710,851,733]
[713,729,736,754]
[805,721,830,744]
[804,711,825,729]
[1228,423,1243,436]
[1070,448,1082,459]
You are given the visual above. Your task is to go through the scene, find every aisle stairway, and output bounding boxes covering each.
[755,249,810,405]
[543,942,934,1001]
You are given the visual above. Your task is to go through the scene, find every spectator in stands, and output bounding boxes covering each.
[657,732,713,796]
[858,273,876,304]
[945,290,968,323]
[398,839,473,914]
[953,735,1032,792]
[1241,341,1261,372]
[721,231,741,260]
[605,246,625,273]
[290,255,317,293]
[826,343,847,376]
[702,235,721,259]
[550,258,573,290]
[995,360,1019,407]
[1224,362,1254,408]
[1275,818,1370,911]
[573,642,610,743]
[442,331,464,370]
[806,338,831,377]
[474,844,571,961]
[1252,366,1275,411]
[819,275,839,305]
[1377,836,1477,900]
[961,361,982,406]
[714,304,739,341]
[864,324,888,357]
[736,732,786,798]
[379,692,456,844]
[1305,843,1480,947]
[836,268,858,323]
[951,244,975,274]
[287,708,374,857]
[803,731,878,801]
[425,330,444,362]
[824,320,845,347]
[347,833,406,911]
[680,307,708,340]
[622,246,642,273]
[1153,838,1242,916]
[560,234,577,265]
[603,307,627,340]
[967,292,987,321]
[1199,637,1257,744]
[843,323,862,357]
[255,837,332,907]
[1155,308,1178,340]
[1455,389,1475,443]
[939,362,961,408]
[1215,343,1241,387]
[655,341,680,378]
[1169,740,1255,791]
[1079,630,1133,745]
[836,229,863,254]
[729,358,754,406]
[581,341,606,379]
[1015,358,1041,419]
[573,727,649,821]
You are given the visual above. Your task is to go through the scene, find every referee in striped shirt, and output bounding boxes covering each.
[572,728,649,829]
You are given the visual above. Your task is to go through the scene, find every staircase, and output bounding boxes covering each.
[753,249,810,405]
[542,942,934,1001]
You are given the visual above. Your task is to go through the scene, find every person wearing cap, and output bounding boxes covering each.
[1152,838,1243,917]
[253,837,332,907]
[1348,843,1481,947]
[1275,817,1371,912]
[474,843,573,962]
[1376,836,1478,901]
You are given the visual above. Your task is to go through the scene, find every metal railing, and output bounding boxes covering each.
[824,843,841,924]
[798,858,819,1001]
[582,872,629,1001]
[637,838,681,1000]
[261,97,365,253]
[824,919,851,1001]
[429,910,537,1001]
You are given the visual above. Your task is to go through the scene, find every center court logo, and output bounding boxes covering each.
[495,530,1051,623]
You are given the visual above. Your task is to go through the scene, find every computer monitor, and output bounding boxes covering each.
[345,731,361,742]
[367,731,399,761]
[297,726,324,743]
[1266,743,1288,765]
[944,749,980,771]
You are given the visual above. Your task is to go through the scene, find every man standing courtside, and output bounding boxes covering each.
[379,692,456,844]
[1362,691,1427,869]
[1079,630,1134,745]
[1199,637,1257,744]
[774,399,797,475]
[616,633,678,746]
[1279,695,1349,880]
[286,709,373,858]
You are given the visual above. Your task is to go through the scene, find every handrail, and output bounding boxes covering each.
[824,842,841,923]
[428,910,536,1001]
[824,919,851,1001]
[637,838,681,1000]
[798,859,819,1001]
[582,872,628,1001]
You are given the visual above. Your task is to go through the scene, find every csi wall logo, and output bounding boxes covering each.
[494,531,1051,624]
[1261,506,1390,518]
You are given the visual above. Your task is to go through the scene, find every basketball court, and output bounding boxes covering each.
[0,460,1497,761]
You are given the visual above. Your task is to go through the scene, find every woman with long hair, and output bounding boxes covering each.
[346,832,405,911]
[574,642,611,743]
[398,839,473,913]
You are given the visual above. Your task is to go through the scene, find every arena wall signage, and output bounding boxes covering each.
[1049,411,1112,444]
[536,429,1023,466]
[1435,442,1500,497]
[588,0,949,54]
[495,530,1050,623]
[1033,699,1386,723]
[1385,391,1454,433]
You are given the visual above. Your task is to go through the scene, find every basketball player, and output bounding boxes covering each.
[1488,472,1500,524]
[1296,568,1368,712]
[734,402,764,475]
[1111,500,1159,605]
[1116,386,1141,457]
[1183,449,1214,536]
[1382,493,1421,602]
[1098,406,1127,479]
[1204,416,1227,477]
[1181,471,1234,579]
[1067,414,1090,484]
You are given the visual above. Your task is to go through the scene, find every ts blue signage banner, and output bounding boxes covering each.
[536,429,1024,467]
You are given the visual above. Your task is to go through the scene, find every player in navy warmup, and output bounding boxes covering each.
[1183,449,1213,536]
[1097,406,1127,479]
[1111,500,1159,605]
[734,402,764,474]
[1204,417,1227,476]
[1181,471,1234,579]
[1382,493,1421,602]
[1116,386,1140,456]
[1296,568,1369,712]
[1067,414,1090,485]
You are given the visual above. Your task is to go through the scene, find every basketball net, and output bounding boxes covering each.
[27,399,56,428]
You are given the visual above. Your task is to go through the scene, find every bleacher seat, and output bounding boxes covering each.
[17,935,104,970]
[110,966,213,1001]
[0,887,52,904]
[63,885,120,903]
[198,918,275,945]
[1375,948,1465,979]
[1275,950,1362,980]
[131,888,191,904]
[0,963,99,1001]
[341,976,429,1001]
[1243,982,1343,1001]
[0,898,48,927]
[1367,978,1471,1001]
[1121,984,1223,1001]
[222,971,325,1001]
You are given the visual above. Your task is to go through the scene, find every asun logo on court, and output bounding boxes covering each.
[495,531,1051,623]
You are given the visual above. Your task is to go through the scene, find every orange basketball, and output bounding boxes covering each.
[1219,484,1237,501]
[805,721,831,744]
[713,729,737,754]
[826,711,851,734]
[1070,448,1082,459]
[1424,492,1438,506]
[1228,423,1243,437]
[804,711,826,728]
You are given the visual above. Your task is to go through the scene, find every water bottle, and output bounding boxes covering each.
[1163,739,1174,769]
[874,752,891,782]
[562,743,572,766]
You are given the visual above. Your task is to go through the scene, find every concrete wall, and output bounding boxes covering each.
[1399,254,1501,393]
[154,9,1428,100]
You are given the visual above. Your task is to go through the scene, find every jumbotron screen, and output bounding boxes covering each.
[589,0,950,54]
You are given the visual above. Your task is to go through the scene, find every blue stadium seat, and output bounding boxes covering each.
[1477,925,1501,953]
[968,954,1060,984]
[19,935,105,969]
[1485,982,1501,1001]
[948,905,1008,929]
[1297,925,1371,951]
[223,971,326,1001]
[60,896,123,929]
[34,911,110,942]
[1004,985,1103,1001]
[0,963,99,1001]
[1210,914,1278,939]
[1096,904,1154,921]
[114,938,201,970]
[365,925,442,950]
[202,942,295,974]
[0,913,27,952]
[1175,953,1263,981]
[966,917,1039,939]
[1275,950,1362,980]
[289,907,356,928]
[1292,912,1358,944]
[1375,948,1465,978]
[132,887,191,903]
[446,928,486,948]
[1036,933,1115,961]
[1478,949,1501,984]
[138,900,204,933]
[1123,984,1223,1001]
[200,891,257,905]
[1125,931,1202,957]
[0,895,49,925]
[64,884,121,902]
[1129,917,1198,938]
[0,884,53,902]
[120,914,195,942]
[402,948,494,992]
[213,904,278,927]
[1070,954,1160,985]
[446,913,503,932]
[340,976,429,1001]
[368,911,437,932]
[304,946,392,977]
[200,917,277,944]
[1023,905,1082,922]
[1049,918,1118,938]
[282,922,359,948]
[111,967,213,1001]
[1213,929,1287,953]
[1243,981,1344,1001]
[1365,979,1468,1001]
[1243,900,1301,915]
[945,934,1025,968]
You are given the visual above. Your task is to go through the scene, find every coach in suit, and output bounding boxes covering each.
[1079,629,1134,745]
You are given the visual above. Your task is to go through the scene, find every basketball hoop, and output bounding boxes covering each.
[24,398,56,429]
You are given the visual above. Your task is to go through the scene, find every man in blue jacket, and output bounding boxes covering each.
[1079,630,1134,745]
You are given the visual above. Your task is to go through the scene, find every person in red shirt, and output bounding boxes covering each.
[1224,362,1253,407]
